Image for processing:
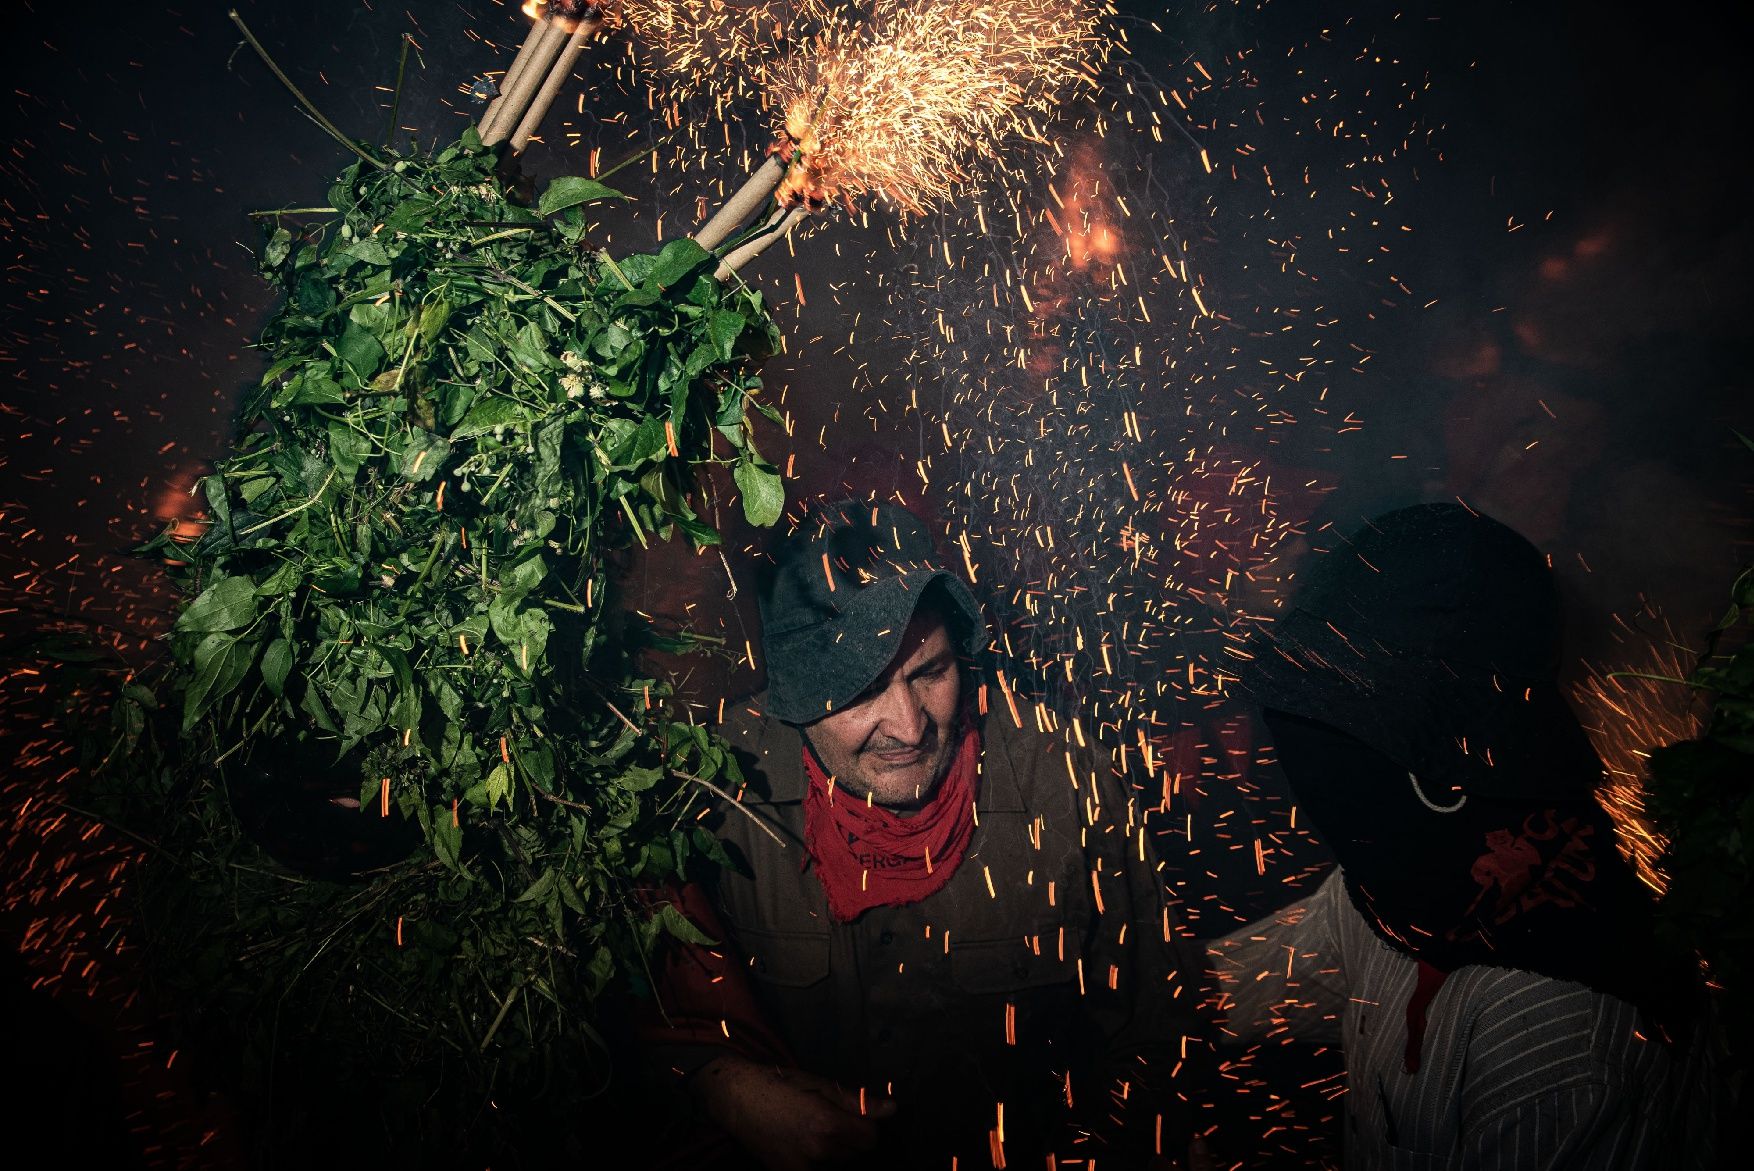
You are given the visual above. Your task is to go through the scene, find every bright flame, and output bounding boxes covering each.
[524,0,612,34]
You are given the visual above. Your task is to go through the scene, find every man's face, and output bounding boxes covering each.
[805,608,962,809]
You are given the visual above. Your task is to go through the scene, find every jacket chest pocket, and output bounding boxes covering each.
[950,935,1077,995]
[735,925,830,989]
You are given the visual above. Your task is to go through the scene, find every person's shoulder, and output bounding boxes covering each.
[983,709,1094,774]
[717,692,781,753]
[1454,969,1671,1128]
[713,692,802,806]
[982,712,1087,804]
[1452,966,1658,1080]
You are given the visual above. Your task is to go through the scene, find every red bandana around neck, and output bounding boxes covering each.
[800,723,981,923]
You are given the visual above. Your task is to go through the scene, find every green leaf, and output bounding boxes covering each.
[508,320,552,371]
[453,395,532,439]
[707,308,747,360]
[294,271,336,314]
[177,577,259,634]
[733,459,785,528]
[261,638,293,697]
[301,680,339,733]
[489,590,530,650]
[263,227,293,268]
[519,608,553,662]
[515,868,557,904]
[651,902,716,946]
[342,236,392,267]
[182,633,256,730]
[201,474,232,530]
[336,320,387,377]
[485,762,511,809]
[383,197,438,234]
[503,550,548,593]
[674,513,721,547]
[395,429,451,482]
[643,238,712,291]
[538,176,625,216]
[418,296,452,344]
[432,805,464,872]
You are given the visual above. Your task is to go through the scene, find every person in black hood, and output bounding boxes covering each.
[1206,502,1717,1169]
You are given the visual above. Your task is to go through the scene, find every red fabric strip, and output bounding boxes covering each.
[801,723,981,922]
[1403,959,1451,1074]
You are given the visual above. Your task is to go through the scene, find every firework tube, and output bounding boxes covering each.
[693,155,788,252]
[716,205,808,279]
[482,18,570,145]
[509,20,602,151]
[478,17,549,140]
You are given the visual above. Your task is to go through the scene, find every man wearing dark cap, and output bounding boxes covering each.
[642,498,1200,1170]
[1209,503,1718,1169]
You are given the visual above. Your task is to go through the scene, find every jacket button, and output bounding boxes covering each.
[1012,960,1030,979]
[878,930,895,946]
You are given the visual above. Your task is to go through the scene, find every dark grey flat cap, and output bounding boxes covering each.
[758,499,985,725]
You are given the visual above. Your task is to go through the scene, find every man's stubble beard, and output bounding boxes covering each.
[807,723,959,812]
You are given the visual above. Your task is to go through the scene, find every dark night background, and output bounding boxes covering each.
[1,0,1749,1166]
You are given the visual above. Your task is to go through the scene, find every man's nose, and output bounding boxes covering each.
[874,679,928,745]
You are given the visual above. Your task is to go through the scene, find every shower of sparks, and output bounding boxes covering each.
[762,0,1108,212]
[632,0,832,105]
[1575,624,1705,896]
[7,1,1724,1164]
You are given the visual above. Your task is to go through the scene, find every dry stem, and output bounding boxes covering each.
[478,18,549,140]
[509,21,601,151]
[716,206,809,279]
[693,155,788,252]
[481,19,569,146]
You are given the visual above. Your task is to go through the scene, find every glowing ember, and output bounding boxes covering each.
[763,0,1107,212]
[524,0,604,33]
[1575,632,1705,895]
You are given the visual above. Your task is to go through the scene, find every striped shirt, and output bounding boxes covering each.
[1208,870,1715,1170]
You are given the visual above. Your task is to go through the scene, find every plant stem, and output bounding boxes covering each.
[214,703,280,765]
[673,770,788,848]
[596,142,657,183]
[44,800,167,856]
[466,226,537,247]
[479,979,525,1052]
[240,468,338,535]
[618,495,648,548]
[383,34,415,148]
[479,464,514,506]
[484,268,578,323]
[597,250,635,289]
[247,206,340,217]
[228,10,385,171]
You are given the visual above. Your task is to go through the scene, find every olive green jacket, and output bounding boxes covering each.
[688,696,1200,1164]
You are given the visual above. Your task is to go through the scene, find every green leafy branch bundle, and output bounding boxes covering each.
[96,126,788,1160]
